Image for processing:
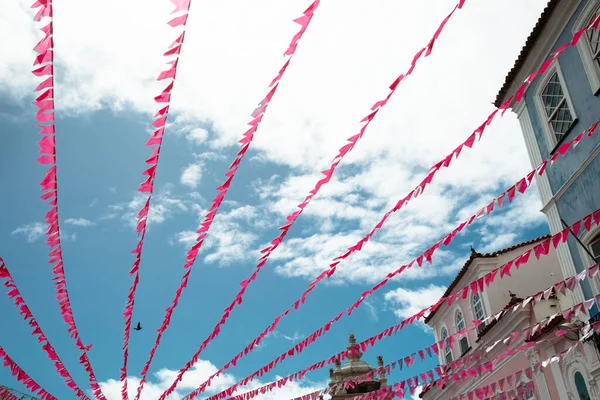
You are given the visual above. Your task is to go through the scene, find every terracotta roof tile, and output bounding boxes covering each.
[494,0,560,107]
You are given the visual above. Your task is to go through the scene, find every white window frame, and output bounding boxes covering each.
[454,308,469,356]
[440,325,453,365]
[573,0,600,95]
[577,224,600,297]
[472,292,486,321]
[533,60,578,151]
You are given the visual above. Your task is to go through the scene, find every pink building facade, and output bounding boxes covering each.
[421,236,600,399]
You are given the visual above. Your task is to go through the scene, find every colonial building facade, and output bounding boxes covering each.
[495,0,600,314]
[492,0,600,397]
[420,236,600,399]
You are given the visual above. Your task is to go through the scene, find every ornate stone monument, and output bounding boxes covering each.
[324,334,390,399]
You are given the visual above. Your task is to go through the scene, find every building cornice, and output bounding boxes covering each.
[496,0,581,109]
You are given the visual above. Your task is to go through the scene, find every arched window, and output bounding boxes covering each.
[455,310,469,355]
[473,293,485,320]
[575,371,591,400]
[441,327,452,364]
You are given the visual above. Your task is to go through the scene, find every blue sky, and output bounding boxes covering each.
[0,0,551,399]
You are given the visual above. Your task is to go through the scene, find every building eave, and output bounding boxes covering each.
[494,0,580,108]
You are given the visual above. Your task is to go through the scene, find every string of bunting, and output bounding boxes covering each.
[419,336,586,400]
[232,261,600,400]
[123,0,195,398]
[0,258,89,399]
[182,12,600,399]
[306,7,600,319]
[0,344,56,400]
[30,1,106,399]
[345,341,575,400]
[154,1,324,399]
[0,387,20,400]
[168,1,467,398]
[337,320,588,400]
[303,282,600,400]
[197,118,599,400]
[204,200,600,400]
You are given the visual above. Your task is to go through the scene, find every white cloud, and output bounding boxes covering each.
[187,128,209,145]
[363,298,379,322]
[173,204,266,267]
[64,218,94,227]
[10,222,46,243]
[384,284,446,321]
[180,163,204,189]
[98,359,327,400]
[105,187,189,229]
[174,230,197,247]
[11,222,78,243]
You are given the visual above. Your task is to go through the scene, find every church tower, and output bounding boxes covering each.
[324,334,391,399]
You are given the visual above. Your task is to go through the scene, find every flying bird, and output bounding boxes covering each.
[133,322,142,331]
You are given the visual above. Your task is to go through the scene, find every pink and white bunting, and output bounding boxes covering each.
[196,119,600,400]
[0,387,20,400]
[185,11,600,400]
[174,2,467,399]
[230,278,599,400]
[0,258,89,399]
[122,0,195,398]
[154,2,324,399]
[0,344,57,400]
[30,1,105,399]
[204,203,600,400]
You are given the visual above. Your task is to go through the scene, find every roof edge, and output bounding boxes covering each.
[493,0,562,108]
[424,234,551,324]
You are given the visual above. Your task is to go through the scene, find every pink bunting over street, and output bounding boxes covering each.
[177,2,468,399]
[189,18,600,393]
[0,258,89,399]
[30,1,106,399]
[152,2,324,399]
[113,0,197,398]
[201,127,600,400]
[210,214,599,400]
[228,225,599,400]
[0,343,57,400]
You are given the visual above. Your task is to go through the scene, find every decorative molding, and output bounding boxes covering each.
[562,348,600,399]
[532,59,578,152]
[545,344,571,399]
[541,141,600,214]
[525,348,541,365]
[546,204,586,308]
[578,224,600,296]
[572,0,600,95]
